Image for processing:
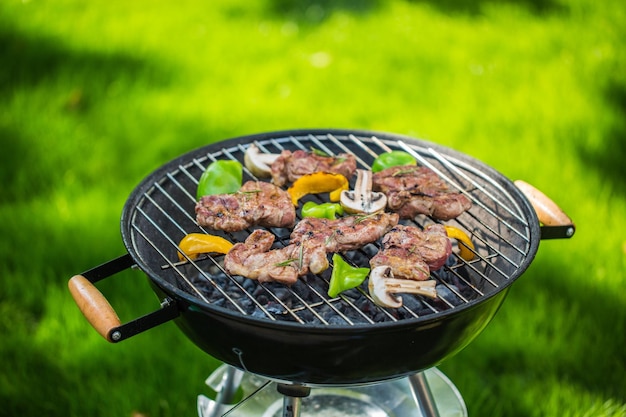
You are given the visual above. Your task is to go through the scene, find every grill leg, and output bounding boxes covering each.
[214,367,242,408]
[276,384,311,417]
[198,366,244,417]
[408,372,441,417]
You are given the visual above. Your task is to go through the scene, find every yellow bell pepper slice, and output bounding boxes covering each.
[287,172,349,206]
[444,226,475,261]
[177,233,234,261]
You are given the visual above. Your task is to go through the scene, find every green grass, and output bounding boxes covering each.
[1,0,625,416]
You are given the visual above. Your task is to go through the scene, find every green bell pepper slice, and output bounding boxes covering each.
[301,201,344,219]
[371,151,417,173]
[197,160,243,199]
[327,254,370,298]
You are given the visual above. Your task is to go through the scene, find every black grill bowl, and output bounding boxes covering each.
[72,129,541,386]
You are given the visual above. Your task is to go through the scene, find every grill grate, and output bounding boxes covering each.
[127,132,533,326]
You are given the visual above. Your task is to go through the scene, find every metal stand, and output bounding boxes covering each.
[198,365,466,417]
[409,372,441,417]
[276,384,311,417]
[198,366,244,417]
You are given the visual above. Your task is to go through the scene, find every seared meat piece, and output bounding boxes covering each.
[372,165,472,220]
[271,149,357,187]
[224,230,328,285]
[380,224,452,270]
[290,212,400,253]
[225,213,399,284]
[370,247,431,281]
[370,224,452,281]
[195,181,296,232]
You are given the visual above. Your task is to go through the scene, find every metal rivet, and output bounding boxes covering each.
[111,331,122,341]
[566,227,574,237]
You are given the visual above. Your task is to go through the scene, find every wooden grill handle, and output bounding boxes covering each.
[514,180,573,227]
[68,274,121,342]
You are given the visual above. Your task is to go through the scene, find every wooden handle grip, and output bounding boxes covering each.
[68,275,121,342]
[514,180,573,227]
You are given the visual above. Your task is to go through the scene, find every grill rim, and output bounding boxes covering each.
[120,128,541,332]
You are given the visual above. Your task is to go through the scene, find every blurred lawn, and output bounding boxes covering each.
[1,0,625,416]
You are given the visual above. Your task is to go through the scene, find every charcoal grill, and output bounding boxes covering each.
[69,129,574,417]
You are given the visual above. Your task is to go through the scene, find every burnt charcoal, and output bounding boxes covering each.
[211,298,226,308]
[436,284,462,306]
[328,315,348,325]
[254,294,269,305]
[242,278,257,293]
[297,310,315,323]
[435,264,479,302]
[269,287,293,306]
[270,226,292,240]
[398,296,426,317]
[179,246,478,324]
[264,303,285,315]
[290,279,313,300]
[250,308,268,319]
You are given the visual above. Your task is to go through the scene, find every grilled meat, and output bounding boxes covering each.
[195,181,296,232]
[271,149,357,187]
[290,212,400,253]
[370,224,452,281]
[224,212,399,284]
[370,247,431,281]
[381,224,452,270]
[372,165,472,220]
[224,230,328,285]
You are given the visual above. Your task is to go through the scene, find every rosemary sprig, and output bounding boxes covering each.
[274,244,304,269]
[324,230,337,246]
[391,167,419,177]
[235,189,262,200]
[332,156,347,165]
[310,147,330,157]
[353,212,380,224]
[274,258,299,268]
[296,243,304,268]
[310,146,348,165]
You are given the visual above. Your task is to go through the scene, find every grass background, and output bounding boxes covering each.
[1,0,625,416]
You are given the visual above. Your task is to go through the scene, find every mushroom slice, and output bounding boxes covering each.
[340,169,387,214]
[244,143,279,178]
[368,266,437,308]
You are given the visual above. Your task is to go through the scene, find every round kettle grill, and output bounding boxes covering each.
[69,129,574,417]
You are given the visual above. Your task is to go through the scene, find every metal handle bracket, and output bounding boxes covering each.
[69,254,181,342]
[540,224,576,240]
